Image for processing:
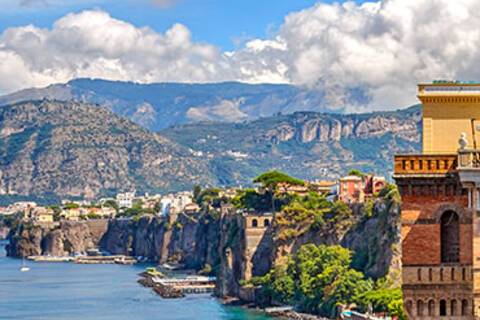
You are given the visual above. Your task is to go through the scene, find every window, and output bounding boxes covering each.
[441,211,460,263]
[263,219,270,227]
[429,268,433,282]
[440,268,444,281]
[462,299,469,316]
[417,300,424,317]
[428,300,435,316]
[451,268,455,281]
[440,299,447,316]
[451,300,458,316]
[417,268,422,281]
[251,219,258,228]
[463,268,466,281]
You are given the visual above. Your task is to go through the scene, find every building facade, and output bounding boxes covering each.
[394,82,480,319]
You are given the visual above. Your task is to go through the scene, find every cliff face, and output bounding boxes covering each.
[101,213,222,268]
[215,197,402,298]
[6,220,108,257]
[164,106,421,184]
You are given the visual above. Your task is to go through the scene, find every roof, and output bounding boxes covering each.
[340,175,362,181]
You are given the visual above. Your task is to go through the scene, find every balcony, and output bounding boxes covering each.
[457,149,480,170]
[394,154,457,176]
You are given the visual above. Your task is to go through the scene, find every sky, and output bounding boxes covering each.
[1,0,480,112]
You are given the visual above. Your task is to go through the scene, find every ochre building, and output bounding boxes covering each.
[394,82,480,319]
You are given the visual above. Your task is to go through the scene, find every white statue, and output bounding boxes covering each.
[459,132,468,150]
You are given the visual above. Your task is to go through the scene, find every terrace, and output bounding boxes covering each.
[394,150,480,177]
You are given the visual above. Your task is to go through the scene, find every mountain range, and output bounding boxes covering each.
[0,79,422,200]
[0,79,330,131]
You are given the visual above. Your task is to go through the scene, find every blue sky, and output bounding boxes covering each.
[0,0,475,111]
[0,0,366,51]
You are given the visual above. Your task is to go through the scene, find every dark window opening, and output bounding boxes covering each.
[441,211,460,263]
[440,299,447,316]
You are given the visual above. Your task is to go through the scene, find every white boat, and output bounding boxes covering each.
[20,258,30,272]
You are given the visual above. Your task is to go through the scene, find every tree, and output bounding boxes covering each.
[348,169,365,177]
[103,199,119,212]
[253,170,304,218]
[250,244,373,318]
[64,202,80,209]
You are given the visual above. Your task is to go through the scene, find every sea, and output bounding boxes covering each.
[0,240,272,320]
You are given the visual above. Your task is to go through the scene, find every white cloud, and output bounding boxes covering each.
[2,1,480,111]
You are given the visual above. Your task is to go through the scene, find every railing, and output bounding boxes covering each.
[394,154,457,175]
[457,149,480,169]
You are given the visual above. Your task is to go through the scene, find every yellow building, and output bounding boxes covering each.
[419,81,480,154]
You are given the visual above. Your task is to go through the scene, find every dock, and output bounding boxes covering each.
[138,271,216,298]
[27,256,74,262]
[74,255,137,265]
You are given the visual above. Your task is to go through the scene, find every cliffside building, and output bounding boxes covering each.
[394,81,480,319]
[339,174,385,203]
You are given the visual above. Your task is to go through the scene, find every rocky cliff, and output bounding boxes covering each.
[0,100,216,199]
[6,220,108,257]
[215,196,402,298]
[7,195,401,301]
[164,106,421,184]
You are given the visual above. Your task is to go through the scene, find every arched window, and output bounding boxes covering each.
[263,219,270,227]
[428,300,435,316]
[440,299,447,316]
[451,268,455,281]
[405,300,413,316]
[417,300,425,316]
[462,268,466,281]
[462,299,469,316]
[429,268,433,281]
[451,300,458,316]
[252,219,258,228]
[441,211,460,263]
[417,268,422,281]
[440,268,444,281]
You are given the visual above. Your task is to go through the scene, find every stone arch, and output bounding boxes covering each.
[462,299,469,316]
[251,219,258,228]
[435,203,468,224]
[417,300,425,317]
[405,300,413,317]
[428,300,435,316]
[440,299,447,316]
[263,219,270,227]
[451,299,458,316]
[440,211,460,263]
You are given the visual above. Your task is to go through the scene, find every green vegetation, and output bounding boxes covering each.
[348,169,365,177]
[253,170,304,214]
[249,244,404,319]
[64,202,80,209]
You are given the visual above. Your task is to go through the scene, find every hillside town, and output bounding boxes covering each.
[0,173,385,225]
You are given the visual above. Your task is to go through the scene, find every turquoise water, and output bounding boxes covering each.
[0,241,271,320]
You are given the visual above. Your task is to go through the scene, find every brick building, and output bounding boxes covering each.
[393,81,480,319]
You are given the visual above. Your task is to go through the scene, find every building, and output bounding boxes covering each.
[338,175,386,203]
[116,192,135,208]
[32,207,54,223]
[157,192,194,216]
[339,175,364,203]
[393,81,480,319]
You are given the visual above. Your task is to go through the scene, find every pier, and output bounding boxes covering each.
[139,271,216,298]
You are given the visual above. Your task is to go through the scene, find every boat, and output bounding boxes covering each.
[20,258,30,272]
